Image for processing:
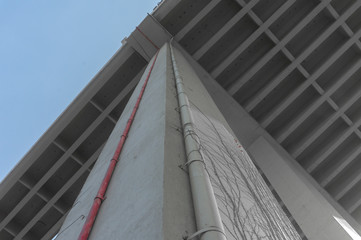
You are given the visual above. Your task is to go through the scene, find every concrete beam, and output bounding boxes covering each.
[227,0,331,96]
[173,40,361,239]
[175,0,221,41]
[210,0,295,78]
[0,46,135,196]
[262,1,361,128]
[0,68,143,233]
[192,0,259,60]
[276,58,361,143]
[13,145,103,240]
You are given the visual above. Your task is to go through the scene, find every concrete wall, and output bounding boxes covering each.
[172,44,301,240]
[173,41,361,240]
[56,44,196,240]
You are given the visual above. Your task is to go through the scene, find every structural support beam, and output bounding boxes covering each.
[192,0,259,60]
[13,145,104,240]
[0,46,136,197]
[261,1,361,128]
[210,0,295,78]
[0,69,143,233]
[227,0,331,96]
[276,58,361,143]
[175,0,221,41]
[292,72,361,159]
[174,41,361,239]
[320,146,361,188]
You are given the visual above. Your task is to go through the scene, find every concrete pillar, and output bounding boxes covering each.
[55,44,196,240]
[56,42,301,240]
[171,44,301,240]
[171,41,361,240]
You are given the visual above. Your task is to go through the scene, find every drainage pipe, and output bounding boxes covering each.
[78,49,160,240]
[169,42,226,240]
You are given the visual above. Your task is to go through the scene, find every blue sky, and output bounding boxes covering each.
[0,0,160,181]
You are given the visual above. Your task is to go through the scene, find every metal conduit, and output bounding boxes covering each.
[169,42,226,240]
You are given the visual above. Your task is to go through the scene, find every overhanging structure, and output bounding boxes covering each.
[2,0,361,239]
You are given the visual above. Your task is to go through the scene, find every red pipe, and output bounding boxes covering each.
[78,49,160,240]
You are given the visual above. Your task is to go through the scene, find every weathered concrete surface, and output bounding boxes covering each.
[56,44,196,240]
[173,41,361,239]
[172,44,301,240]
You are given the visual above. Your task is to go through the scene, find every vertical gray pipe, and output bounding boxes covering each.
[169,42,226,240]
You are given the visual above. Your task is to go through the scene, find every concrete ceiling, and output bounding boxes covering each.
[2,0,361,239]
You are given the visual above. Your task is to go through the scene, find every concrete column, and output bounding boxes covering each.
[57,42,302,240]
[171,44,301,240]
[171,41,361,240]
[55,44,196,240]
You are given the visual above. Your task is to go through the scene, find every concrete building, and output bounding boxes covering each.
[2,0,361,239]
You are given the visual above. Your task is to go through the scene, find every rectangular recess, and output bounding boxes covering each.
[281,102,335,155]
[266,86,320,138]
[109,88,134,120]
[345,2,361,32]
[233,52,291,107]
[0,182,30,218]
[21,143,64,183]
[159,0,211,36]
[39,157,81,198]
[92,52,147,109]
[55,102,101,148]
[199,14,258,72]
[73,118,114,160]
[26,206,63,239]
[351,203,361,223]
[269,0,319,39]
[286,9,334,57]
[316,45,361,90]
[345,95,361,123]
[296,118,349,167]
[331,0,357,16]
[249,67,304,123]
[252,0,287,22]
[56,171,90,210]
[339,178,361,211]
[12,194,46,227]
[326,150,361,197]
[331,62,361,106]
[312,133,361,181]
[216,33,274,88]
[0,230,13,240]
[301,27,348,73]
[180,0,241,54]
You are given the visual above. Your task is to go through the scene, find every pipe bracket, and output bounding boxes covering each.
[186,227,226,240]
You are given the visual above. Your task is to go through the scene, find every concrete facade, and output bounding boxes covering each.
[174,41,361,240]
[3,1,361,239]
[56,44,196,240]
[57,43,305,239]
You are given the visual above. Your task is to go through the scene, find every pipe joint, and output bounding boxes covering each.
[94,195,105,202]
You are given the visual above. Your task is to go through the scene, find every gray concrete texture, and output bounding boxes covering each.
[57,40,357,240]
[56,44,196,240]
[172,43,300,240]
[173,41,360,240]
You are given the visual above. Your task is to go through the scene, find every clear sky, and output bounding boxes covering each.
[0,0,160,182]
